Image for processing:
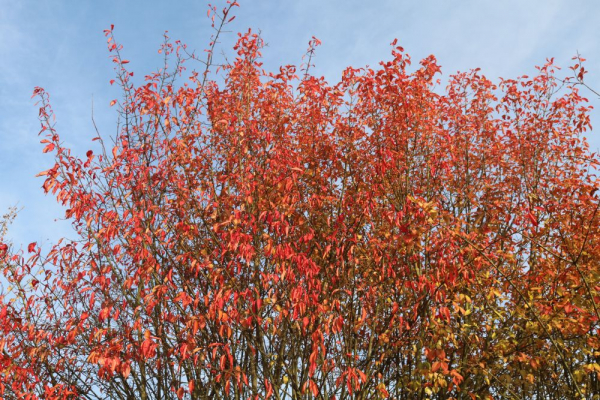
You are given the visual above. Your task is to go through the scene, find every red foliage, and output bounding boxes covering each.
[1,6,600,399]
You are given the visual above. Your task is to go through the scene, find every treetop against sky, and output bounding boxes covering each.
[1,0,599,247]
[1,1,600,399]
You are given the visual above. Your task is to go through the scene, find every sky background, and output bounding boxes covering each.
[1,0,599,249]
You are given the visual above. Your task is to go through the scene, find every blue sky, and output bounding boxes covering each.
[1,0,599,248]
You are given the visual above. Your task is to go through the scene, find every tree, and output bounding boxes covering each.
[1,5,600,399]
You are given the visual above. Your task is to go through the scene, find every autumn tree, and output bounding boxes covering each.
[1,4,600,399]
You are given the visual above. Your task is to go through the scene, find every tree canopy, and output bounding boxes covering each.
[1,5,600,399]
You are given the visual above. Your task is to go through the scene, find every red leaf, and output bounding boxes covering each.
[526,211,538,226]
[122,363,131,378]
